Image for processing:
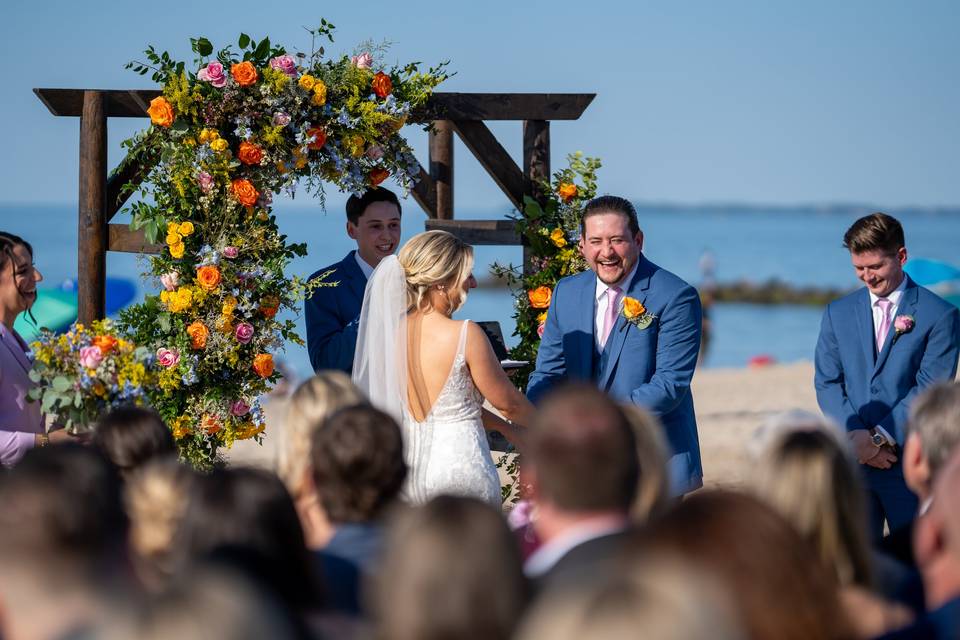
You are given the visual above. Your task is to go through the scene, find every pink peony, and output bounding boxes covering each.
[537,321,546,338]
[160,271,179,291]
[351,52,373,69]
[197,61,227,88]
[79,345,103,369]
[235,322,254,344]
[156,347,180,368]
[365,145,384,161]
[222,246,239,259]
[230,399,251,417]
[198,171,214,193]
[269,55,297,77]
[894,315,915,334]
[273,111,291,127]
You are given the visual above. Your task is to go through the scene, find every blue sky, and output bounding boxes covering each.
[2,0,958,212]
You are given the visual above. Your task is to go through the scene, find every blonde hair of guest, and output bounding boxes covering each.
[398,230,474,315]
[621,404,670,522]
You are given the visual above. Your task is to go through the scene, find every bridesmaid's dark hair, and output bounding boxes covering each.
[0,231,38,326]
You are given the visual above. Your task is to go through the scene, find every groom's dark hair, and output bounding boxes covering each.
[580,195,640,238]
[346,187,402,226]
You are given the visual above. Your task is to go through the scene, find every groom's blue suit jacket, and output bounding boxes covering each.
[527,256,704,493]
[305,251,367,373]
[815,276,960,447]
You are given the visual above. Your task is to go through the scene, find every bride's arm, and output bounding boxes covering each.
[481,408,526,451]
[465,322,536,428]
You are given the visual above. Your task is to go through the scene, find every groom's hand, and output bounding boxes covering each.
[849,429,897,468]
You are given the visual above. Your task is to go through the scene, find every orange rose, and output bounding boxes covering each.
[252,353,274,378]
[231,61,259,86]
[622,297,646,319]
[200,414,222,435]
[369,168,390,186]
[186,321,209,349]
[371,72,393,98]
[528,286,552,309]
[91,334,118,355]
[196,265,222,291]
[557,182,578,202]
[237,141,264,165]
[231,178,259,207]
[306,127,327,150]
[147,96,175,127]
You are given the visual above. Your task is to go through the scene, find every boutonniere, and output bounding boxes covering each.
[892,314,915,343]
[622,296,656,330]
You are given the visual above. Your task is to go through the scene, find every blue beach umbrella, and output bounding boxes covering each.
[14,277,139,342]
[904,258,960,309]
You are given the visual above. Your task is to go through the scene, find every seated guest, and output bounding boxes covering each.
[633,491,856,640]
[522,384,638,593]
[370,495,528,640]
[277,372,365,549]
[310,404,407,611]
[0,444,129,640]
[93,405,176,478]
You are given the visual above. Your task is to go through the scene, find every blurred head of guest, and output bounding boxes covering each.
[904,382,960,504]
[278,372,365,548]
[516,555,745,640]
[632,491,854,640]
[171,466,322,615]
[93,405,176,477]
[371,495,528,640]
[914,448,960,610]
[751,428,873,588]
[0,444,128,640]
[620,403,670,523]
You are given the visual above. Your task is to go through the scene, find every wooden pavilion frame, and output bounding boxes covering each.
[34,88,594,324]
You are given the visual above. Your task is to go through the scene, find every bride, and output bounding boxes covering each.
[353,230,533,506]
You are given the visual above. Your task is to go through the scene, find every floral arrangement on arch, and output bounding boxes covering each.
[27,320,153,432]
[491,152,601,393]
[115,24,448,469]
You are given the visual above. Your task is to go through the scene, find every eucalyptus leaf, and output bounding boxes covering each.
[52,376,71,392]
[28,369,42,383]
[197,37,213,57]
[238,33,250,49]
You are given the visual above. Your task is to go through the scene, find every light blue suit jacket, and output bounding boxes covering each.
[815,276,960,446]
[527,256,704,493]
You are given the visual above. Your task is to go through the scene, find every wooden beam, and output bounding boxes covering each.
[424,219,521,245]
[35,89,596,122]
[523,120,551,275]
[450,120,527,211]
[108,224,162,254]
[429,122,454,219]
[78,91,107,324]
[410,165,438,218]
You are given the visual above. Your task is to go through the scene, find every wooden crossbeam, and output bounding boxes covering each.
[424,219,520,245]
[410,165,438,218]
[108,224,162,254]
[450,120,527,211]
[34,89,595,122]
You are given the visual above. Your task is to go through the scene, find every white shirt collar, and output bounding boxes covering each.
[354,252,376,279]
[868,275,907,307]
[523,517,627,578]
[594,260,640,301]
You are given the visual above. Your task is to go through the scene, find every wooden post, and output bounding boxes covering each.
[522,120,550,274]
[78,91,107,324]
[429,121,454,219]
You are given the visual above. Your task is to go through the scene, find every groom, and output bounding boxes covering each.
[527,196,704,494]
[305,187,402,373]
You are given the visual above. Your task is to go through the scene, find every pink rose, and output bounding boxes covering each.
[365,145,384,161]
[269,55,297,77]
[235,322,254,344]
[230,399,251,417]
[506,499,535,530]
[351,52,373,69]
[537,321,546,338]
[222,246,239,259]
[273,111,291,127]
[198,171,214,193]
[79,345,103,369]
[197,61,227,88]
[894,315,915,334]
[160,272,179,291]
[156,347,180,368]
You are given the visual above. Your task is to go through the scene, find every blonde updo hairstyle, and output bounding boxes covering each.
[398,231,474,315]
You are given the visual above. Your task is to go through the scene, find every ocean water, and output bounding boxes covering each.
[3,202,958,379]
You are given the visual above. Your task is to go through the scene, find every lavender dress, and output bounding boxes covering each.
[0,324,43,466]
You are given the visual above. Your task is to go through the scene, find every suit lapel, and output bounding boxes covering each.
[598,258,652,389]
[572,275,597,379]
[872,277,918,378]
[342,251,367,307]
[855,288,876,369]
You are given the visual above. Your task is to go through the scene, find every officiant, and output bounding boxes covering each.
[305,188,402,373]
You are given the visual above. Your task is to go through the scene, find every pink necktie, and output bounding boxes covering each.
[875,298,893,351]
[601,286,622,348]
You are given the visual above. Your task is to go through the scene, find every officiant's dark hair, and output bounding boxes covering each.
[346,187,402,225]
[580,196,640,237]
[843,212,904,256]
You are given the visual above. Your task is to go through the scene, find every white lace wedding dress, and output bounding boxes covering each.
[401,321,501,507]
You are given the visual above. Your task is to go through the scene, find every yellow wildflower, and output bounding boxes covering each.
[537,312,548,323]
[550,228,567,248]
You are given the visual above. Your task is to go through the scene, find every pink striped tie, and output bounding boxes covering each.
[875,298,893,351]
[601,286,622,348]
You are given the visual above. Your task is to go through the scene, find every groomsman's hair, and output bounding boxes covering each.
[529,384,638,512]
[345,187,402,225]
[842,212,905,255]
[580,196,641,237]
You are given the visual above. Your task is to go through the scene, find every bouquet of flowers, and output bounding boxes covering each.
[27,320,154,433]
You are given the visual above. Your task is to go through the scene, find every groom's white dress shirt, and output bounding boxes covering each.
[354,253,376,280]
[593,262,639,351]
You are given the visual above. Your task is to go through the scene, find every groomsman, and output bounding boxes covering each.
[815,212,960,540]
[305,188,402,373]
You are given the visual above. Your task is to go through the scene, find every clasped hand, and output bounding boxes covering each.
[849,429,897,469]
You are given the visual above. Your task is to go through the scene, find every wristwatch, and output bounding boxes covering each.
[870,428,885,448]
[37,433,50,448]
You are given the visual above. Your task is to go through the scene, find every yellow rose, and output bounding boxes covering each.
[550,228,567,248]
[169,242,185,259]
[312,80,327,106]
[178,221,194,236]
[210,138,229,153]
[298,74,316,91]
[166,231,182,246]
[222,296,238,316]
[622,297,646,320]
